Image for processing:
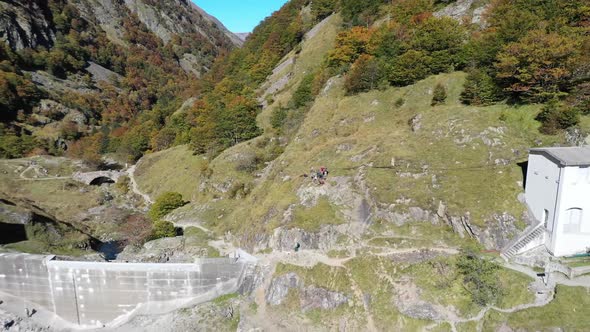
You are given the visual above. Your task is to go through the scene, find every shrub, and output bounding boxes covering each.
[59,121,81,140]
[340,0,382,26]
[311,0,338,21]
[234,152,260,172]
[345,54,383,94]
[536,100,580,134]
[115,175,130,194]
[456,252,502,306]
[271,107,288,130]
[327,26,372,68]
[0,127,38,158]
[148,192,186,220]
[292,72,315,108]
[431,83,447,106]
[460,69,502,106]
[387,50,432,86]
[151,220,176,240]
[394,98,405,108]
[120,214,152,246]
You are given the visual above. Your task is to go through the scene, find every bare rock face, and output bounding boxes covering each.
[300,286,348,312]
[123,0,240,47]
[409,114,423,132]
[268,226,339,251]
[0,201,33,225]
[477,212,519,250]
[0,0,55,50]
[266,272,302,306]
[565,127,589,147]
[434,0,490,27]
[266,272,349,311]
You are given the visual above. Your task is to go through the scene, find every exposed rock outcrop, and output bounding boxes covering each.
[266,272,302,305]
[267,226,339,251]
[0,0,55,50]
[434,0,490,26]
[266,272,348,311]
[300,286,348,311]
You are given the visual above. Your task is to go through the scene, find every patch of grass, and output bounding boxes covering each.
[212,292,239,304]
[134,145,206,201]
[1,178,101,223]
[495,268,536,309]
[406,255,534,317]
[456,321,478,332]
[406,255,480,317]
[291,197,344,232]
[560,257,590,268]
[275,263,351,293]
[305,305,354,328]
[483,286,590,331]
[368,220,469,249]
[348,256,432,330]
[248,301,258,313]
[5,240,88,256]
[183,226,220,257]
[327,249,350,258]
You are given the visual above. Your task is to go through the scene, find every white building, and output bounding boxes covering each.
[524,146,590,257]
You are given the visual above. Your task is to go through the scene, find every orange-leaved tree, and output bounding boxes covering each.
[495,29,582,102]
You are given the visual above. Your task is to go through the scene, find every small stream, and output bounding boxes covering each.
[96,241,125,260]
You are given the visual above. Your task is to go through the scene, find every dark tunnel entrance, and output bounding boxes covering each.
[0,223,27,244]
[89,176,116,186]
[518,161,528,189]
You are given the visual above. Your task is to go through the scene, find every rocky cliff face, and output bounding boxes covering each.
[123,0,241,46]
[0,0,239,51]
[0,0,55,50]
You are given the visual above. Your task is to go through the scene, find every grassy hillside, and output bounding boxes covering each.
[134,145,207,201]
[215,72,563,240]
[134,7,578,249]
[483,285,590,330]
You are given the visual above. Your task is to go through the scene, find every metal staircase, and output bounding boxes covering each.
[501,223,546,261]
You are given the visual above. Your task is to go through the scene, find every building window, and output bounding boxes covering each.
[564,208,583,233]
[543,209,549,228]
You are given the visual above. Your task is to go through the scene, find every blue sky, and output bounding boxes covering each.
[193,0,290,33]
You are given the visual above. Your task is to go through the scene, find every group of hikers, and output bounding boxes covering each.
[309,166,329,185]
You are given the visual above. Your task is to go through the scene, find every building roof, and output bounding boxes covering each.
[530,146,590,167]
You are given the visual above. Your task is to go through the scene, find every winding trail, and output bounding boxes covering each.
[17,164,71,181]
[127,164,153,204]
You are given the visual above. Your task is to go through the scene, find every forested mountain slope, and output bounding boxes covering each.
[0,0,238,160]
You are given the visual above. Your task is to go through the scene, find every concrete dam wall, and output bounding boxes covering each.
[0,253,252,327]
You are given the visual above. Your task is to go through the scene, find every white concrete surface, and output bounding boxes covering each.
[526,151,590,256]
[0,253,251,327]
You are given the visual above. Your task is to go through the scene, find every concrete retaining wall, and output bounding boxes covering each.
[0,253,249,327]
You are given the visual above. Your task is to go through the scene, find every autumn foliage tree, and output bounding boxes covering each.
[327,27,372,68]
[495,30,581,102]
[345,54,383,94]
[66,132,105,167]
